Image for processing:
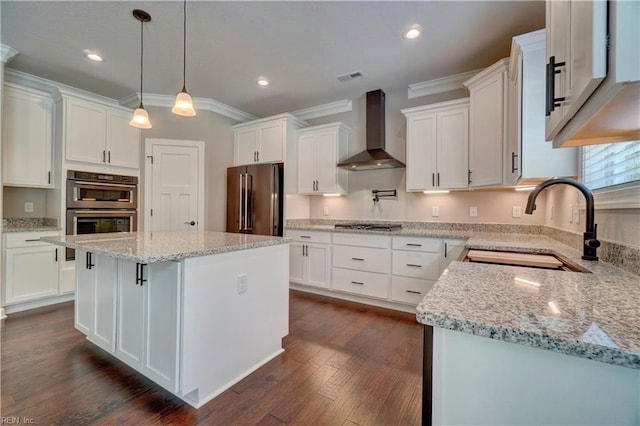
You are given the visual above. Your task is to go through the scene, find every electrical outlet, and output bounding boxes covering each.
[237,274,248,294]
[512,206,522,218]
[549,205,554,220]
[323,206,329,216]
[568,204,574,224]
[469,206,478,217]
[24,202,34,213]
[432,206,440,217]
[574,203,580,224]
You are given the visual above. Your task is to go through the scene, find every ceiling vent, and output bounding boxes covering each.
[337,71,364,83]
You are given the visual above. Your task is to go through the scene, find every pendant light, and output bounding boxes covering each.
[172,0,196,116]
[130,9,152,129]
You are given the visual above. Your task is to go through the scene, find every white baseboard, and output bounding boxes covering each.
[0,307,6,319]
[3,294,74,315]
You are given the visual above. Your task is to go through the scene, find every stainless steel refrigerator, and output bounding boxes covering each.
[226,163,284,236]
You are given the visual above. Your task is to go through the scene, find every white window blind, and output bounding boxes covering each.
[582,141,640,190]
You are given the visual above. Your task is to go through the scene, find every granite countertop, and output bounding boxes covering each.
[286,222,640,370]
[3,217,61,233]
[3,226,61,233]
[42,231,289,263]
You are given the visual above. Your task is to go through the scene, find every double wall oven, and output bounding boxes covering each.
[66,170,138,260]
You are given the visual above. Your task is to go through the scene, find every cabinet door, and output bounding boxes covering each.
[315,131,339,193]
[66,98,107,164]
[144,262,180,392]
[2,86,53,187]
[116,261,144,369]
[258,121,284,163]
[306,244,331,289]
[545,0,570,139]
[297,133,317,194]
[107,110,141,169]
[75,251,94,336]
[92,255,117,353]
[437,108,469,189]
[4,245,58,305]
[406,112,437,191]
[469,72,505,187]
[441,239,466,273]
[234,127,258,165]
[289,242,305,283]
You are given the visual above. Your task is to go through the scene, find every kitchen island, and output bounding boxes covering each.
[43,231,290,408]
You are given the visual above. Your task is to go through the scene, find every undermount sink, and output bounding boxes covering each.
[462,249,590,273]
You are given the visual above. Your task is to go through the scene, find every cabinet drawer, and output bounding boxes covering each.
[392,236,441,253]
[332,245,390,274]
[392,251,440,280]
[5,231,60,248]
[332,233,390,249]
[286,230,331,244]
[391,276,435,305]
[332,268,389,299]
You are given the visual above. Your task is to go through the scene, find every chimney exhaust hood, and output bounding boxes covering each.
[337,90,405,170]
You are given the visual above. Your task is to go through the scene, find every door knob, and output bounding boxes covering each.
[185,221,196,226]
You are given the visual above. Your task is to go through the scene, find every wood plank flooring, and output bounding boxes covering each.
[1,290,422,425]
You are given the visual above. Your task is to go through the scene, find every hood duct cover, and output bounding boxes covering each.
[337,89,406,170]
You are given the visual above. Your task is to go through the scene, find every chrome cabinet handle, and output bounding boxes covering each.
[238,174,244,231]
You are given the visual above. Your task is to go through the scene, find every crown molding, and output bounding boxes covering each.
[408,69,483,99]
[291,99,352,120]
[120,92,257,123]
[1,44,18,63]
[463,58,510,88]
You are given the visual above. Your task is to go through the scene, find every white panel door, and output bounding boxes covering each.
[75,251,94,336]
[258,121,284,163]
[306,244,330,288]
[406,112,437,191]
[116,260,144,368]
[65,98,107,164]
[149,143,201,231]
[297,133,317,194]
[234,127,258,165]
[315,131,338,193]
[289,242,305,282]
[437,108,469,189]
[107,111,141,169]
[4,246,58,304]
[92,255,117,353]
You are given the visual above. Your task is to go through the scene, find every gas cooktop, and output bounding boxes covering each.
[334,223,402,231]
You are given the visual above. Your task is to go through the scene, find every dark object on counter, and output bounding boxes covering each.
[524,177,600,261]
[334,223,402,231]
[226,163,284,236]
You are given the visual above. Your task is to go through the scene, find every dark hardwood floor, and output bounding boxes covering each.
[1,290,422,425]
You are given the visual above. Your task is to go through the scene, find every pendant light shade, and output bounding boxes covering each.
[172,0,196,116]
[130,9,152,129]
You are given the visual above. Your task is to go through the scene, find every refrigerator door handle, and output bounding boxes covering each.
[245,173,253,231]
[238,173,244,231]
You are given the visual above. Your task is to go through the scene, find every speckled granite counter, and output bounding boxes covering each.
[2,217,60,233]
[42,231,289,263]
[286,221,640,370]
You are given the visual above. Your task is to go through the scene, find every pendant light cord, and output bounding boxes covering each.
[182,0,187,91]
[140,16,144,106]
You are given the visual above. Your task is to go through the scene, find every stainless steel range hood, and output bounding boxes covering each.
[337,90,406,170]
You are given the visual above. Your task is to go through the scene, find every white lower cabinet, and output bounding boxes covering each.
[391,236,442,306]
[332,267,389,299]
[442,239,467,272]
[287,231,331,289]
[3,231,61,307]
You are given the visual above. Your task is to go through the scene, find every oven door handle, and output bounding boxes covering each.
[69,210,137,215]
[71,180,137,189]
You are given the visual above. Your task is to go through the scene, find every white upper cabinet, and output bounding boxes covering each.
[506,29,577,185]
[65,96,140,170]
[402,99,470,191]
[2,84,54,187]
[297,122,349,195]
[464,59,509,188]
[545,0,607,140]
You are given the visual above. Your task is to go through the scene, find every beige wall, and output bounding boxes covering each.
[2,187,51,218]
[140,106,235,232]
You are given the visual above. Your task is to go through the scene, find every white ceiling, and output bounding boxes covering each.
[1,1,544,118]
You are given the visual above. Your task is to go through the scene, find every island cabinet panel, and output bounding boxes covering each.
[75,251,94,336]
[116,261,144,368]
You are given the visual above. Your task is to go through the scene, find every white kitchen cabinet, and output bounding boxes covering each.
[233,113,307,166]
[545,0,607,141]
[464,59,509,188]
[116,260,180,392]
[402,98,469,191]
[287,231,331,289]
[297,122,349,195]
[391,236,441,306]
[3,232,60,305]
[65,96,140,170]
[506,30,577,185]
[441,239,467,272]
[74,250,117,353]
[2,84,53,187]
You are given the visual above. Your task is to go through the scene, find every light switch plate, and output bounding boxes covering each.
[512,206,522,218]
[24,202,34,213]
[469,206,478,217]
[323,206,329,216]
[432,206,440,217]
[237,274,248,294]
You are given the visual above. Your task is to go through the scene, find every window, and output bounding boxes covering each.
[582,141,640,209]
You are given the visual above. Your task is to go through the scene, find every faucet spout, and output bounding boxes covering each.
[524,178,599,261]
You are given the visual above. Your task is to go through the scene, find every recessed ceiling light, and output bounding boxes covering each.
[257,77,270,87]
[85,51,103,62]
[403,25,423,40]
